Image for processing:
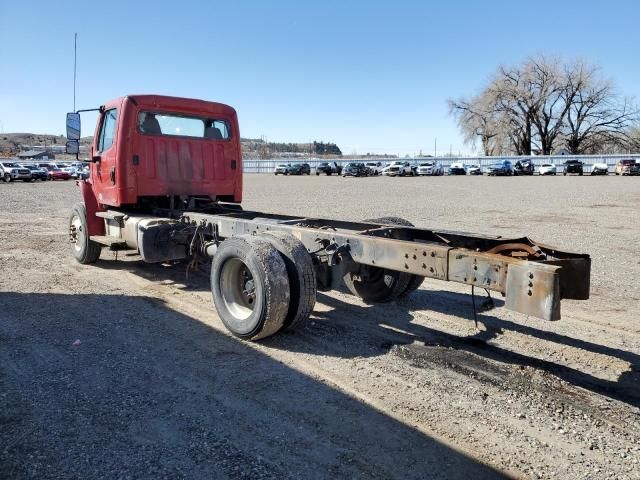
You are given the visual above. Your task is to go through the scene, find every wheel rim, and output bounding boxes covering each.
[219,258,256,320]
[69,215,84,252]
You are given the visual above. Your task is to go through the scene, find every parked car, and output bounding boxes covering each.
[563,160,583,176]
[382,161,413,177]
[0,161,32,182]
[37,163,57,172]
[615,159,638,176]
[78,166,90,180]
[416,161,443,176]
[274,164,290,175]
[487,160,514,176]
[62,166,78,178]
[448,162,467,175]
[48,168,71,181]
[364,161,383,176]
[467,164,482,175]
[21,164,48,181]
[590,162,609,176]
[538,163,557,176]
[513,159,535,176]
[315,161,342,176]
[342,162,368,177]
[287,163,311,175]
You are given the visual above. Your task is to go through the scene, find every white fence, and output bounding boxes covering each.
[243,154,640,174]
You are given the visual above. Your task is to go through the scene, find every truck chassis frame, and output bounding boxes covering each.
[79,201,590,338]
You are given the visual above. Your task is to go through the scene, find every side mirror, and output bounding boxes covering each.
[66,112,81,140]
[66,140,79,155]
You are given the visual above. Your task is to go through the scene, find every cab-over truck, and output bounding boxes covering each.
[66,95,591,340]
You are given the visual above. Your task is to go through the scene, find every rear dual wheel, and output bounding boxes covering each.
[211,233,316,340]
[343,217,424,303]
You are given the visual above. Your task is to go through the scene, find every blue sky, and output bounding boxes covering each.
[1,0,639,155]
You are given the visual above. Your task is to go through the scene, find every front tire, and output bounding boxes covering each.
[211,236,290,340]
[3,173,11,182]
[69,203,102,264]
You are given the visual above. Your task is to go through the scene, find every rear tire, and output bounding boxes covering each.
[211,236,290,340]
[4,173,11,182]
[363,217,424,295]
[343,265,410,303]
[69,203,102,264]
[261,231,316,331]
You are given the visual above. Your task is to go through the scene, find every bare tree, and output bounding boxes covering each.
[562,61,638,153]
[449,56,638,156]
[448,95,501,155]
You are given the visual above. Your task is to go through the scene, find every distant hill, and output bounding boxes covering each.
[0,133,342,159]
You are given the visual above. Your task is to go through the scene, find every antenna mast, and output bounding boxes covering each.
[73,33,77,112]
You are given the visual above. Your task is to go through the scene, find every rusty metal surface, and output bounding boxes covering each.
[505,263,561,321]
[447,250,510,293]
[161,209,590,321]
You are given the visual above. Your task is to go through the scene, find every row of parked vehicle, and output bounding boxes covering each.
[0,160,90,183]
[273,158,640,177]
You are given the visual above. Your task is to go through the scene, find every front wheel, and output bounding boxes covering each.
[69,203,102,264]
[3,173,11,182]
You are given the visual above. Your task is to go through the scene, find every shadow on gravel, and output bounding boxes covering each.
[270,290,640,409]
[94,257,211,292]
[0,292,506,480]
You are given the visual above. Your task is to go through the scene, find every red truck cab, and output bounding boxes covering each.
[85,95,242,208]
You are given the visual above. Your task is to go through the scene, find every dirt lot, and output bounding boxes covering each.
[1,175,639,479]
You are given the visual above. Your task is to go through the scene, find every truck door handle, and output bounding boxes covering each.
[231,160,237,170]
[109,167,116,184]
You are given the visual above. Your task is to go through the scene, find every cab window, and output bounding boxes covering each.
[137,112,230,140]
[98,109,117,152]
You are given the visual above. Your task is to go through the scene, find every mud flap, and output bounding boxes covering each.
[505,263,561,321]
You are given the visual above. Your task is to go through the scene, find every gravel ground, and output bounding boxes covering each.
[1,175,639,479]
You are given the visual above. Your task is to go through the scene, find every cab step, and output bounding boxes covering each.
[90,235,128,250]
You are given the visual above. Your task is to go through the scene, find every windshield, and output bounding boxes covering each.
[542,164,553,167]
[419,163,432,166]
[620,160,635,165]
[2,162,17,167]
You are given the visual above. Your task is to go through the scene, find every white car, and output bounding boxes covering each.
[467,164,482,175]
[0,161,32,182]
[590,162,609,175]
[538,163,557,175]
[365,162,383,176]
[382,161,413,177]
[273,164,290,175]
[416,161,443,176]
